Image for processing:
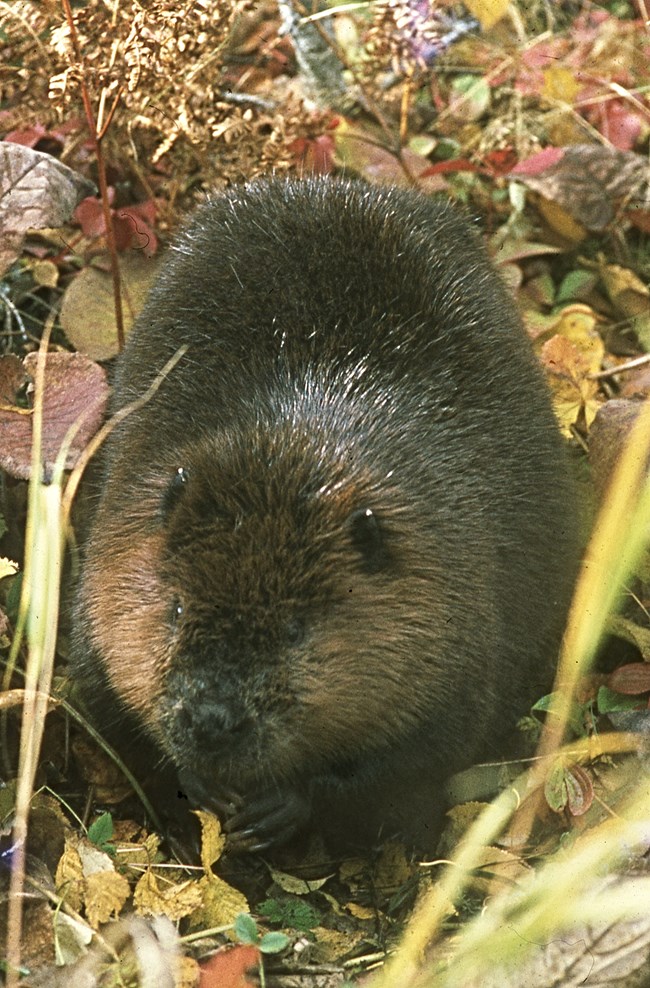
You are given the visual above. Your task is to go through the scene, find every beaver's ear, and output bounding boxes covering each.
[160,467,189,520]
[348,508,390,574]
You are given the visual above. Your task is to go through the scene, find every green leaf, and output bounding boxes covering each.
[556,269,596,304]
[87,811,113,848]
[544,758,569,813]
[259,897,321,932]
[532,692,585,736]
[259,932,290,954]
[234,912,259,945]
[597,685,643,714]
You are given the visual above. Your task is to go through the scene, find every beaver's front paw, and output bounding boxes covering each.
[223,787,312,853]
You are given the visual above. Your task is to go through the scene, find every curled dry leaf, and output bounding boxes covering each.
[0,351,108,480]
[0,142,96,275]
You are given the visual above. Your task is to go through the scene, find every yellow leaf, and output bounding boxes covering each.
[463,0,510,30]
[541,335,602,436]
[599,262,650,317]
[30,258,59,288]
[134,869,203,921]
[188,873,249,930]
[55,840,85,912]
[269,867,331,895]
[178,956,201,988]
[552,304,604,376]
[193,809,226,872]
[84,869,130,928]
[542,66,579,103]
[346,902,375,920]
[537,197,587,242]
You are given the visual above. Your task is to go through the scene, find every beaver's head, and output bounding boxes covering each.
[82,386,454,797]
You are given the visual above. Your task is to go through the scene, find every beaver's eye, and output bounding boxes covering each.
[169,597,184,628]
[349,507,388,573]
[161,467,189,519]
[286,618,305,647]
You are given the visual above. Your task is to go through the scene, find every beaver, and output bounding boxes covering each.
[71,177,578,853]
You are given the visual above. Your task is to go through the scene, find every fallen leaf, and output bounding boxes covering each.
[194,809,227,872]
[85,869,131,928]
[0,142,96,275]
[609,663,650,696]
[188,872,250,930]
[60,253,163,360]
[0,351,108,481]
[199,944,259,988]
[510,144,648,231]
[134,869,204,921]
[541,334,601,436]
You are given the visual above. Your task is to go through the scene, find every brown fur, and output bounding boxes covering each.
[72,178,579,852]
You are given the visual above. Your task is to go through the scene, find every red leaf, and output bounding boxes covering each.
[509,146,564,177]
[420,158,481,177]
[5,125,48,148]
[199,945,260,988]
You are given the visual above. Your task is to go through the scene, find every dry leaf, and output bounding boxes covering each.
[511,144,648,231]
[0,142,95,275]
[194,808,227,871]
[134,869,204,921]
[0,351,109,480]
[268,867,331,895]
[84,869,131,928]
[541,327,603,435]
[55,840,86,913]
[60,253,163,360]
[308,926,366,965]
[373,840,414,894]
[188,872,250,930]
[198,944,259,988]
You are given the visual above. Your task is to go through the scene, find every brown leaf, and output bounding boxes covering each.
[589,399,646,495]
[0,351,108,480]
[511,144,648,231]
[60,253,163,360]
[0,142,95,275]
[609,663,650,696]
